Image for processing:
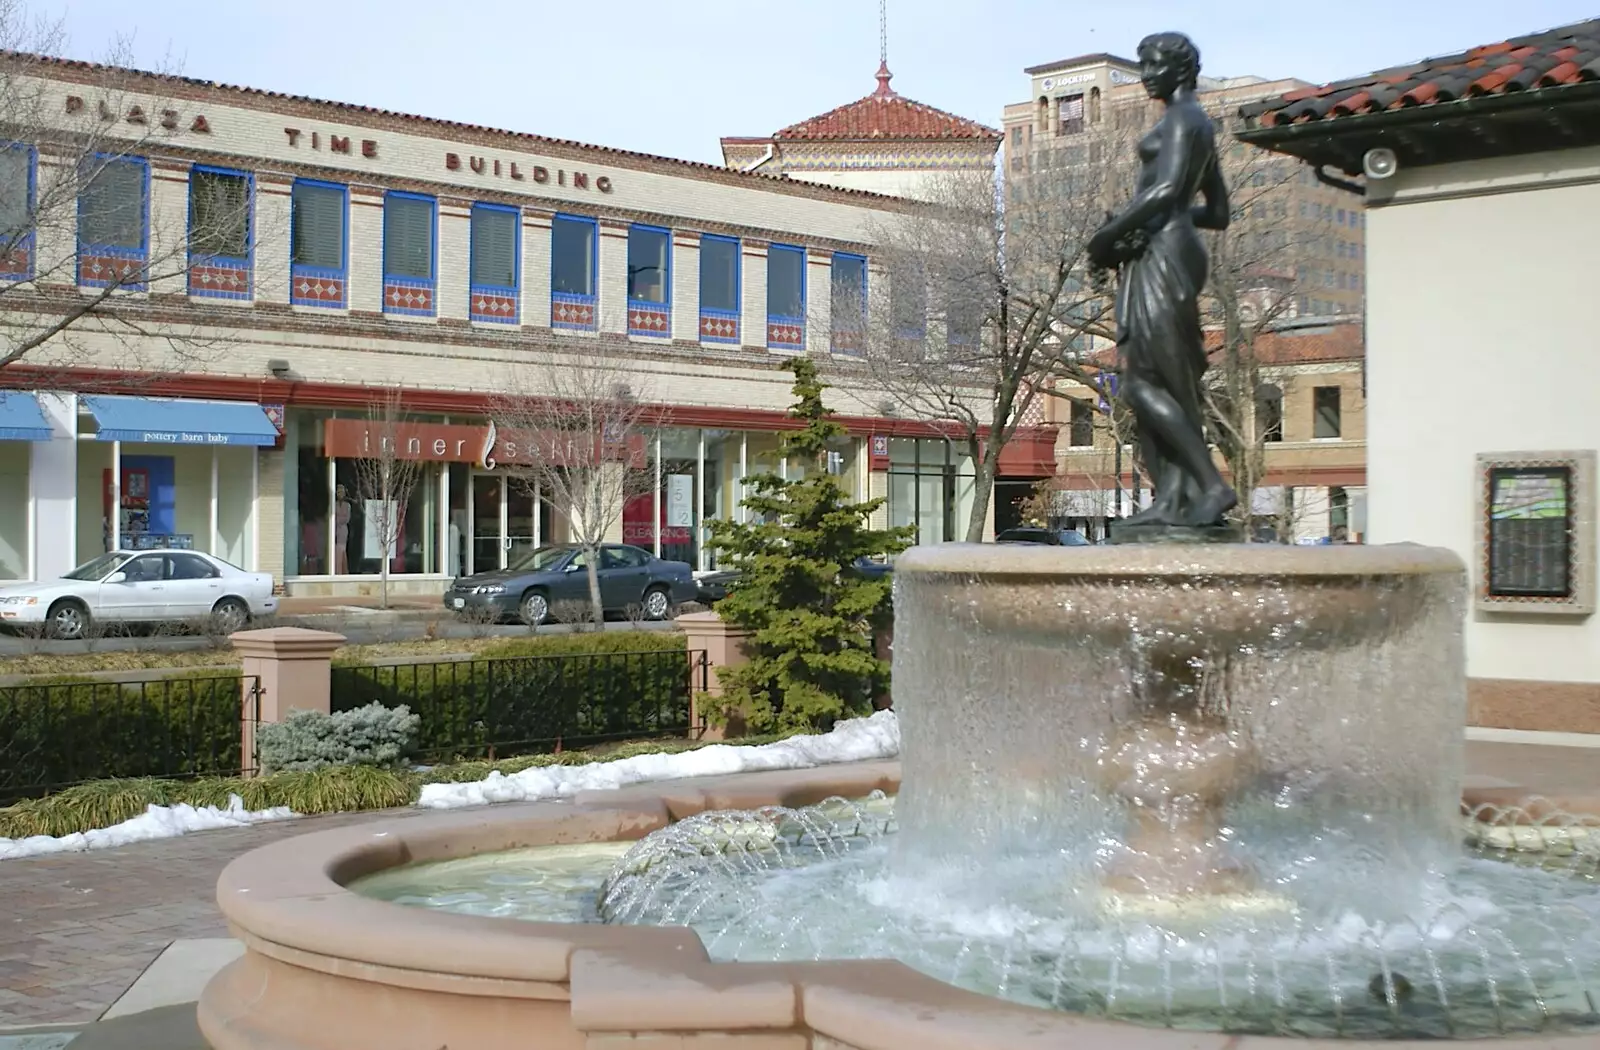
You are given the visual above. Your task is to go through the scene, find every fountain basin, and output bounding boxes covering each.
[199,762,1600,1050]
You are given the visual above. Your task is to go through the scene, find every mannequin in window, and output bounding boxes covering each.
[333,484,352,574]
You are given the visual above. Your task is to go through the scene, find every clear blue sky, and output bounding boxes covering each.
[39,0,1599,165]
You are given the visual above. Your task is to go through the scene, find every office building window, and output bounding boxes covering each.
[830,252,866,355]
[1256,383,1283,442]
[469,203,519,324]
[698,233,740,343]
[290,179,347,307]
[1069,399,1095,447]
[550,213,597,331]
[766,243,805,351]
[382,191,436,316]
[0,144,36,280]
[1059,93,1085,135]
[187,166,252,300]
[626,223,670,337]
[1313,386,1341,439]
[77,154,149,289]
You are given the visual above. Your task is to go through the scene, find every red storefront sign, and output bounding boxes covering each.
[621,493,690,546]
[323,419,645,469]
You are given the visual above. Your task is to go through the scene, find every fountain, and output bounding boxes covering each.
[198,27,1600,1050]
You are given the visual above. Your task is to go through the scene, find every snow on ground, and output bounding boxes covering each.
[0,795,296,861]
[417,709,901,809]
[0,711,900,860]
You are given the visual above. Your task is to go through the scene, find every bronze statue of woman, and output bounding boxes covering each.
[1087,32,1238,531]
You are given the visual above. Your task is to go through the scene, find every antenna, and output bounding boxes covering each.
[873,0,897,98]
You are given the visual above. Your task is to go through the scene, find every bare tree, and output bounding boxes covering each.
[0,2,277,381]
[489,346,660,626]
[351,388,423,610]
[855,134,1133,542]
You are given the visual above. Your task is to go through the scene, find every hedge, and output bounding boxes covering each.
[0,669,249,804]
[329,631,694,761]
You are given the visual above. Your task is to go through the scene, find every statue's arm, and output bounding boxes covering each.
[1192,149,1230,230]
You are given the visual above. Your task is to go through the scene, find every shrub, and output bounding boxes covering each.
[0,670,250,802]
[331,632,693,761]
[257,703,420,773]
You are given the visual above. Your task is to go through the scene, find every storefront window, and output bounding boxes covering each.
[0,441,29,579]
[333,458,435,576]
[887,438,975,544]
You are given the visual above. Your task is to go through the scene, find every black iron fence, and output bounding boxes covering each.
[331,648,708,761]
[0,673,259,803]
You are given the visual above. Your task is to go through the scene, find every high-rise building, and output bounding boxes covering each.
[1001,52,1367,319]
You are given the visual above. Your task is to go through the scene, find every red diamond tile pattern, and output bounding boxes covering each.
[0,242,33,278]
[628,303,669,336]
[551,297,597,330]
[78,254,145,289]
[471,290,518,324]
[1246,18,1600,128]
[188,262,251,298]
[384,280,434,315]
[699,313,740,342]
[831,328,863,354]
[291,273,345,307]
[767,320,804,349]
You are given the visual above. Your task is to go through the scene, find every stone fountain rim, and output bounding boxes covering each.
[200,760,1600,1050]
[894,541,1466,580]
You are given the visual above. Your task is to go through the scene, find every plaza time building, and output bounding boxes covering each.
[0,56,1013,596]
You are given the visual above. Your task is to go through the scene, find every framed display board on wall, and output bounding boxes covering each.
[1475,450,1596,617]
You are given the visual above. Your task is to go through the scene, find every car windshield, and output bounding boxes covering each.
[508,546,572,573]
[62,553,130,581]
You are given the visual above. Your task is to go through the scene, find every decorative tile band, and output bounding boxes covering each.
[189,260,252,300]
[767,315,804,351]
[700,309,740,344]
[552,291,597,331]
[0,239,33,280]
[291,267,345,308]
[628,300,670,337]
[384,278,435,317]
[79,249,147,290]
[471,287,519,324]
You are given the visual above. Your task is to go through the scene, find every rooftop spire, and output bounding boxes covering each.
[874,0,897,97]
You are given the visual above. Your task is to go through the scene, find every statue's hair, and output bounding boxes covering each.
[1137,32,1202,90]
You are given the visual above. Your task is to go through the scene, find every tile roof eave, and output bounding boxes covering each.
[1237,78,1600,149]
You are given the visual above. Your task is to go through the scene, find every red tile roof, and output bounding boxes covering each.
[1243,18,1600,128]
[774,64,1000,142]
[1206,321,1364,366]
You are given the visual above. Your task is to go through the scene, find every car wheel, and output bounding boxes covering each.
[520,590,550,626]
[642,586,672,621]
[211,597,250,635]
[46,600,89,641]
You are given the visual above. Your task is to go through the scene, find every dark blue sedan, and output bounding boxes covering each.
[444,544,696,625]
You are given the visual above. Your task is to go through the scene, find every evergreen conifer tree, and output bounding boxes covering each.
[707,358,914,731]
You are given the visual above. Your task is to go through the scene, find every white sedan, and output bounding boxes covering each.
[0,549,279,640]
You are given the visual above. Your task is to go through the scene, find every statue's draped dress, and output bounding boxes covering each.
[1114,116,1214,509]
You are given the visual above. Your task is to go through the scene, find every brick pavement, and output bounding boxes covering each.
[0,807,432,1028]
[1,741,1595,1028]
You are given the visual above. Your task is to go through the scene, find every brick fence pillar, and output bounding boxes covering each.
[232,627,347,775]
[677,611,752,741]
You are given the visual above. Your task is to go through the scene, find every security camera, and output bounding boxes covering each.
[1362,147,1398,180]
[267,358,292,378]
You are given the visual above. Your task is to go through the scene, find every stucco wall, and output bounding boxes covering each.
[1366,147,1600,684]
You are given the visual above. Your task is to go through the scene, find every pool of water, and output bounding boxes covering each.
[347,797,1600,1040]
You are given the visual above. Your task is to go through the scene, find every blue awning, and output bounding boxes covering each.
[0,391,54,442]
[84,396,280,447]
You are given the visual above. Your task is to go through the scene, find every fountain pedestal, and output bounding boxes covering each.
[890,542,1466,917]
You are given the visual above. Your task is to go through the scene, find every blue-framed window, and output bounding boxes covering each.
[766,243,805,352]
[0,143,36,281]
[698,234,740,344]
[290,179,348,308]
[550,213,597,331]
[830,252,867,355]
[382,191,436,317]
[626,223,670,337]
[470,202,520,324]
[187,165,253,300]
[77,154,149,290]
